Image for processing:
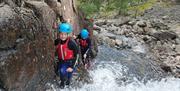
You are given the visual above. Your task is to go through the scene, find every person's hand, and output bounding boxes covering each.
[53,22,58,29]
[83,54,87,59]
[66,67,73,72]
[73,35,77,39]
[85,64,88,69]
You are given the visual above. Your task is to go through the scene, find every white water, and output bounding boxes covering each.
[47,60,180,91]
[46,45,180,91]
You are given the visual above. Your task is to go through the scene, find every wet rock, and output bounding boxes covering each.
[101,25,108,29]
[95,17,130,27]
[161,64,172,72]
[133,24,144,34]
[104,37,111,44]
[60,0,80,33]
[143,27,152,34]
[108,25,120,33]
[107,35,116,40]
[137,20,147,27]
[151,19,170,30]
[94,19,108,26]
[151,31,177,40]
[162,15,169,20]
[128,20,136,26]
[96,35,104,45]
[115,39,123,47]
[113,17,130,27]
[109,39,116,47]
[115,28,124,35]
[175,55,180,61]
[93,30,99,35]
[175,38,180,44]
[44,0,62,17]
[44,0,57,9]
[120,25,132,35]
[146,28,157,36]
[93,25,101,32]
[91,36,98,58]
[171,25,180,37]
[0,5,16,49]
[175,45,180,53]
[24,1,56,31]
[144,4,180,23]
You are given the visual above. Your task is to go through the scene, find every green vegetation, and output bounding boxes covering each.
[77,0,103,17]
[128,0,157,17]
[77,0,159,18]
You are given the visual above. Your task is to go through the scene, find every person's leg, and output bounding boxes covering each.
[58,63,68,88]
[66,71,73,85]
[66,61,75,85]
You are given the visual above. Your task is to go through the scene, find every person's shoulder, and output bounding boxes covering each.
[86,37,91,41]
[68,37,78,48]
[54,38,61,46]
[69,37,77,44]
[75,34,81,39]
[55,38,60,41]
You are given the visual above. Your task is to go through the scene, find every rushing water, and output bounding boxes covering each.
[46,45,180,91]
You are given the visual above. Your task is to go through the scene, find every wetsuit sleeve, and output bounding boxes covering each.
[68,39,79,68]
[74,34,81,40]
[54,38,60,46]
[77,34,81,39]
[54,38,60,57]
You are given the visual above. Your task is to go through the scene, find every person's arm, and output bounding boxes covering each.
[86,38,92,55]
[68,39,79,68]
[54,38,60,57]
[74,34,81,39]
[54,38,60,46]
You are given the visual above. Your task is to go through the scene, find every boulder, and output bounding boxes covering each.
[115,39,123,47]
[137,20,147,27]
[151,19,170,30]
[24,1,56,32]
[175,45,180,54]
[127,20,136,26]
[151,31,178,40]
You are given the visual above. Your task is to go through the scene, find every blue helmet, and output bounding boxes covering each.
[80,29,89,39]
[58,23,72,33]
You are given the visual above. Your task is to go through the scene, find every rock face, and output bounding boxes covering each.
[0,1,55,91]
[60,0,80,34]
[0,0,91,91]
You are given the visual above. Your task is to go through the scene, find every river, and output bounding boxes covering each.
[46,45,180,91]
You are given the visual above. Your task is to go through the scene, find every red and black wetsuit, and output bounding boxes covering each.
[55,37,79,67]
[54,37,79,87]
[76,35,91,59]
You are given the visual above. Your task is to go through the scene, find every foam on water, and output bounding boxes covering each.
[46,45,180,91]
[47,61,180,91]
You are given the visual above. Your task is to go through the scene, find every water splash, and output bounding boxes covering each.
[46,45,180,91]
[47,59,180,91]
